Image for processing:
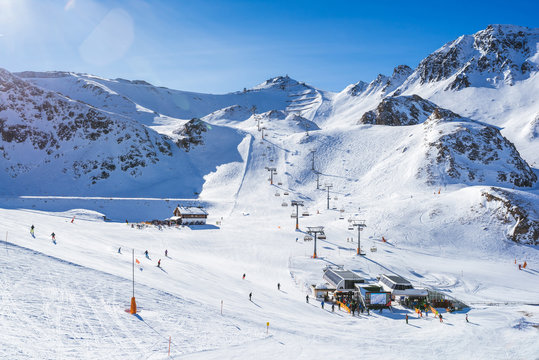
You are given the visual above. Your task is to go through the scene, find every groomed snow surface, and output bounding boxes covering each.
[1,124,538,358]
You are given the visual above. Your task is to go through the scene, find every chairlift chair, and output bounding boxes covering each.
[275,192,280,196]
[334,197,338,200]
[370,246,377,252]
[348,226,354,230]
[318,234,327,240]
[291,213,298,218]
[277,182,283,185]
[281,202,288,207]
[283,192,289,195]
[339,215,344,220]
[302,211,310,216]
[304,235,313,241]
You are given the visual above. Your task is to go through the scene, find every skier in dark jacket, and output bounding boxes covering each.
[306,295,309,303]
[157,259,161,267]
[249,292,252,301]
[165,249,168,257]
[277,283,280,290]
[51,232,56,240]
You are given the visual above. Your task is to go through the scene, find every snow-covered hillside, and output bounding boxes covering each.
[0,69,244,197]
[0,23,538,359]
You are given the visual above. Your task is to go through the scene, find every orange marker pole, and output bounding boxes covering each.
[130,249,137,314]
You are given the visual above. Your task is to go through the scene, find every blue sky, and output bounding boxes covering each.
[0,0,537,93]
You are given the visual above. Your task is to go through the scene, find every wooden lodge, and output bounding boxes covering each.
[169,205,208,225]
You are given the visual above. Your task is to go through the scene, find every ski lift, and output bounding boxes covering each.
[262,153,266,156]
[304,235,313,241]
[318,234,327,240]
[348,226,354,230]
[302,211,310,216]
[334,197,339,200]
[270,159,274,162]
[283,192,289,196]
[339,215,344,220]
[340,208,345,213]
[281,202,288,207]
[275,192,280,196]
[370,246,377,252]
[277,182,283,185]
[291,212,298,218]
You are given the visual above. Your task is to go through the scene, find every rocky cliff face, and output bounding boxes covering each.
[410,24,539,90]
[420,109,537,188]
[0,68,183,193]
[358,95,437,125]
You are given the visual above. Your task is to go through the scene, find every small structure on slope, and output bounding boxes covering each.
[171,205,208,225]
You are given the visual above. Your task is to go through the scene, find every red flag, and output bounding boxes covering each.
[136,259,140,264]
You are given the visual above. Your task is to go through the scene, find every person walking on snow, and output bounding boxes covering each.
[157,259,161,268]
[249,292,252,301]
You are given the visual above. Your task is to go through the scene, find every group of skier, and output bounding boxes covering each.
[29,225,56,243]
[117,246,168,269]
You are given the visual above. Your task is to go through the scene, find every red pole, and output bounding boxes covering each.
[168,336,171,356]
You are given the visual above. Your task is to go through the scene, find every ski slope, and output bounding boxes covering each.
[1,113,538,358]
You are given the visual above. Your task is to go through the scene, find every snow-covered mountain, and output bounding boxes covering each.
[1,24,537,237]
[0,68,243,196]
[1,24,539,359]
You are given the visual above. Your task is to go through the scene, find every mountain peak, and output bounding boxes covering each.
[406,24,539,90]
[251,75,304,90]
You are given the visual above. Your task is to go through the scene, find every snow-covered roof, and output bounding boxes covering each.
[174,206,208,216]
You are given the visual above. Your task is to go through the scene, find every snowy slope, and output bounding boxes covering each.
[0,69,245,197]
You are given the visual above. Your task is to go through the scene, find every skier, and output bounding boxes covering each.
[249,292,252,301]
[144,250,149,258]
[295,237,298,242]
[439,314,443,323]
[332,303,335,312]
[406,314,409,324]
[30,225,35,236]
[242,273,246,280]
[523,261,527,269]
[306,295,309,303]
[321,300,324,309]
[51,232,56,241]
[157,259,161,268]
[71,216,75,223]
[118,247,121,254]
[466,314,469,323]
[165,249,168,257]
